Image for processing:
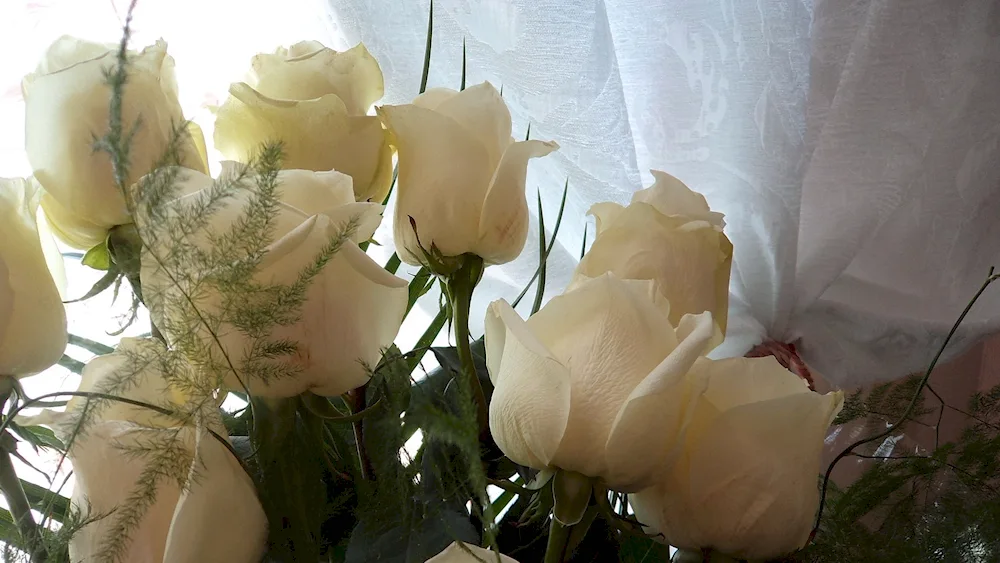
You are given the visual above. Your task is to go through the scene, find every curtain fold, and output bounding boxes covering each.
[2,0,998,388]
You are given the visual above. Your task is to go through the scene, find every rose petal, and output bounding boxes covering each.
[573,203,732,340]
[24,38,203,234]
[68,422,185,563]
[272,169,357,216]
[429,82,512,167]
[476,139,559,264]
[0,177,67,376]
[251,42,384,115]
[378,103,493,264]
[213,83,351,169]
[682,391,842,558]
[412,87,460,110]
[587,202,625,236]
[162,428,267,563]
[486,299,571,469]
[602,312,715,490]
[426,541,520,563]
[634,170,725,226]
[526,275,675,477]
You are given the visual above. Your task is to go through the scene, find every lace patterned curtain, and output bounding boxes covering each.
[2,0,999,388]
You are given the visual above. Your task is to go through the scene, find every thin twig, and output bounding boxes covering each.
[812,269,1000,540]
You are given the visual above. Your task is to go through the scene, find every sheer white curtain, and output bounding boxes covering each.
[2,0,998,388]
[330,0,1000,387]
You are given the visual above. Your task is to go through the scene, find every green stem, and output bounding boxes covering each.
[348,387,374,481]
[544,518,572,563]
[0,380,46,562]
[446,256,488,434]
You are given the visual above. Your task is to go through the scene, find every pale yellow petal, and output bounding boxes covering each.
[681,391,842,559]
[476,139,559,265]
[696,356,814,412]
[426,541,520,563]
[27,36,115,76]
[430,82,512,167]
[214,83,351,168]
[0,178,67,376]
[25,38,202,232]
[67,422,185,563]
[214,85,389,204]
[526,274,676,477]
[486,299,571,469]
[163,429,267,563]
[587,202,626,236]
[574,202,732,337]
[251,42,384,115]
[378,104,493,264]
[306,238,408,396]
[602,312,715,490]
[341,116,393,203]
[634,170,725,226]
[54,338,186,431]
[219,214,407,397]
[273,169,356,216]
[38,191,108,249]
[412,87,460,110]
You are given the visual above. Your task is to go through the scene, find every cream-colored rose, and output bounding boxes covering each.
[48,338,267,563]
[630,356,844,560]
[249,41,384,116]
[425,541,519,563]
[0,177,67,376]
[485,273,716,492]
[378,83,558,266]
[214,41,392,203]
[139,167,408,397]
[23,36,207,249]
[573,170,732,345]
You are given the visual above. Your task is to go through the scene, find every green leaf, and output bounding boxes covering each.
[531,190,548,315]
[406,267,433,315]
[20,479,71,521]
[57,355,86,374]
[404,309,448,374]
[460,37,467,91]
[580,223,588,259]
[7,422,65,453]
[64,269,119,304]
[419,0,433,94]
[67,334,114,356]
[344,506,477,563]
[81,240,111,270]
[617,535,674,563]
[385,253,402,275]
[512,179,569,309]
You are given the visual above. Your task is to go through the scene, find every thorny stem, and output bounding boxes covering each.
[0,378,46,562]
[446,256,489,435]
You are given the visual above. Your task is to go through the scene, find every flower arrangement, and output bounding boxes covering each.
[1,4,998,563]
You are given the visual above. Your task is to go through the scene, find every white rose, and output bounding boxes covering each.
[139,167,408,397]
[214,42,392,203]
[572,170,731,345]
[378,83,558,266]
[485,273,716,492]
[250,41,384,116]
[52,338,267,563]
[630,356,844,560]
[23,36,207,249]
[425,541,519,563]
[0,177,67,376]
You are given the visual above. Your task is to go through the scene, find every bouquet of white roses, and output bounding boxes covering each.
[1,4,997,563]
